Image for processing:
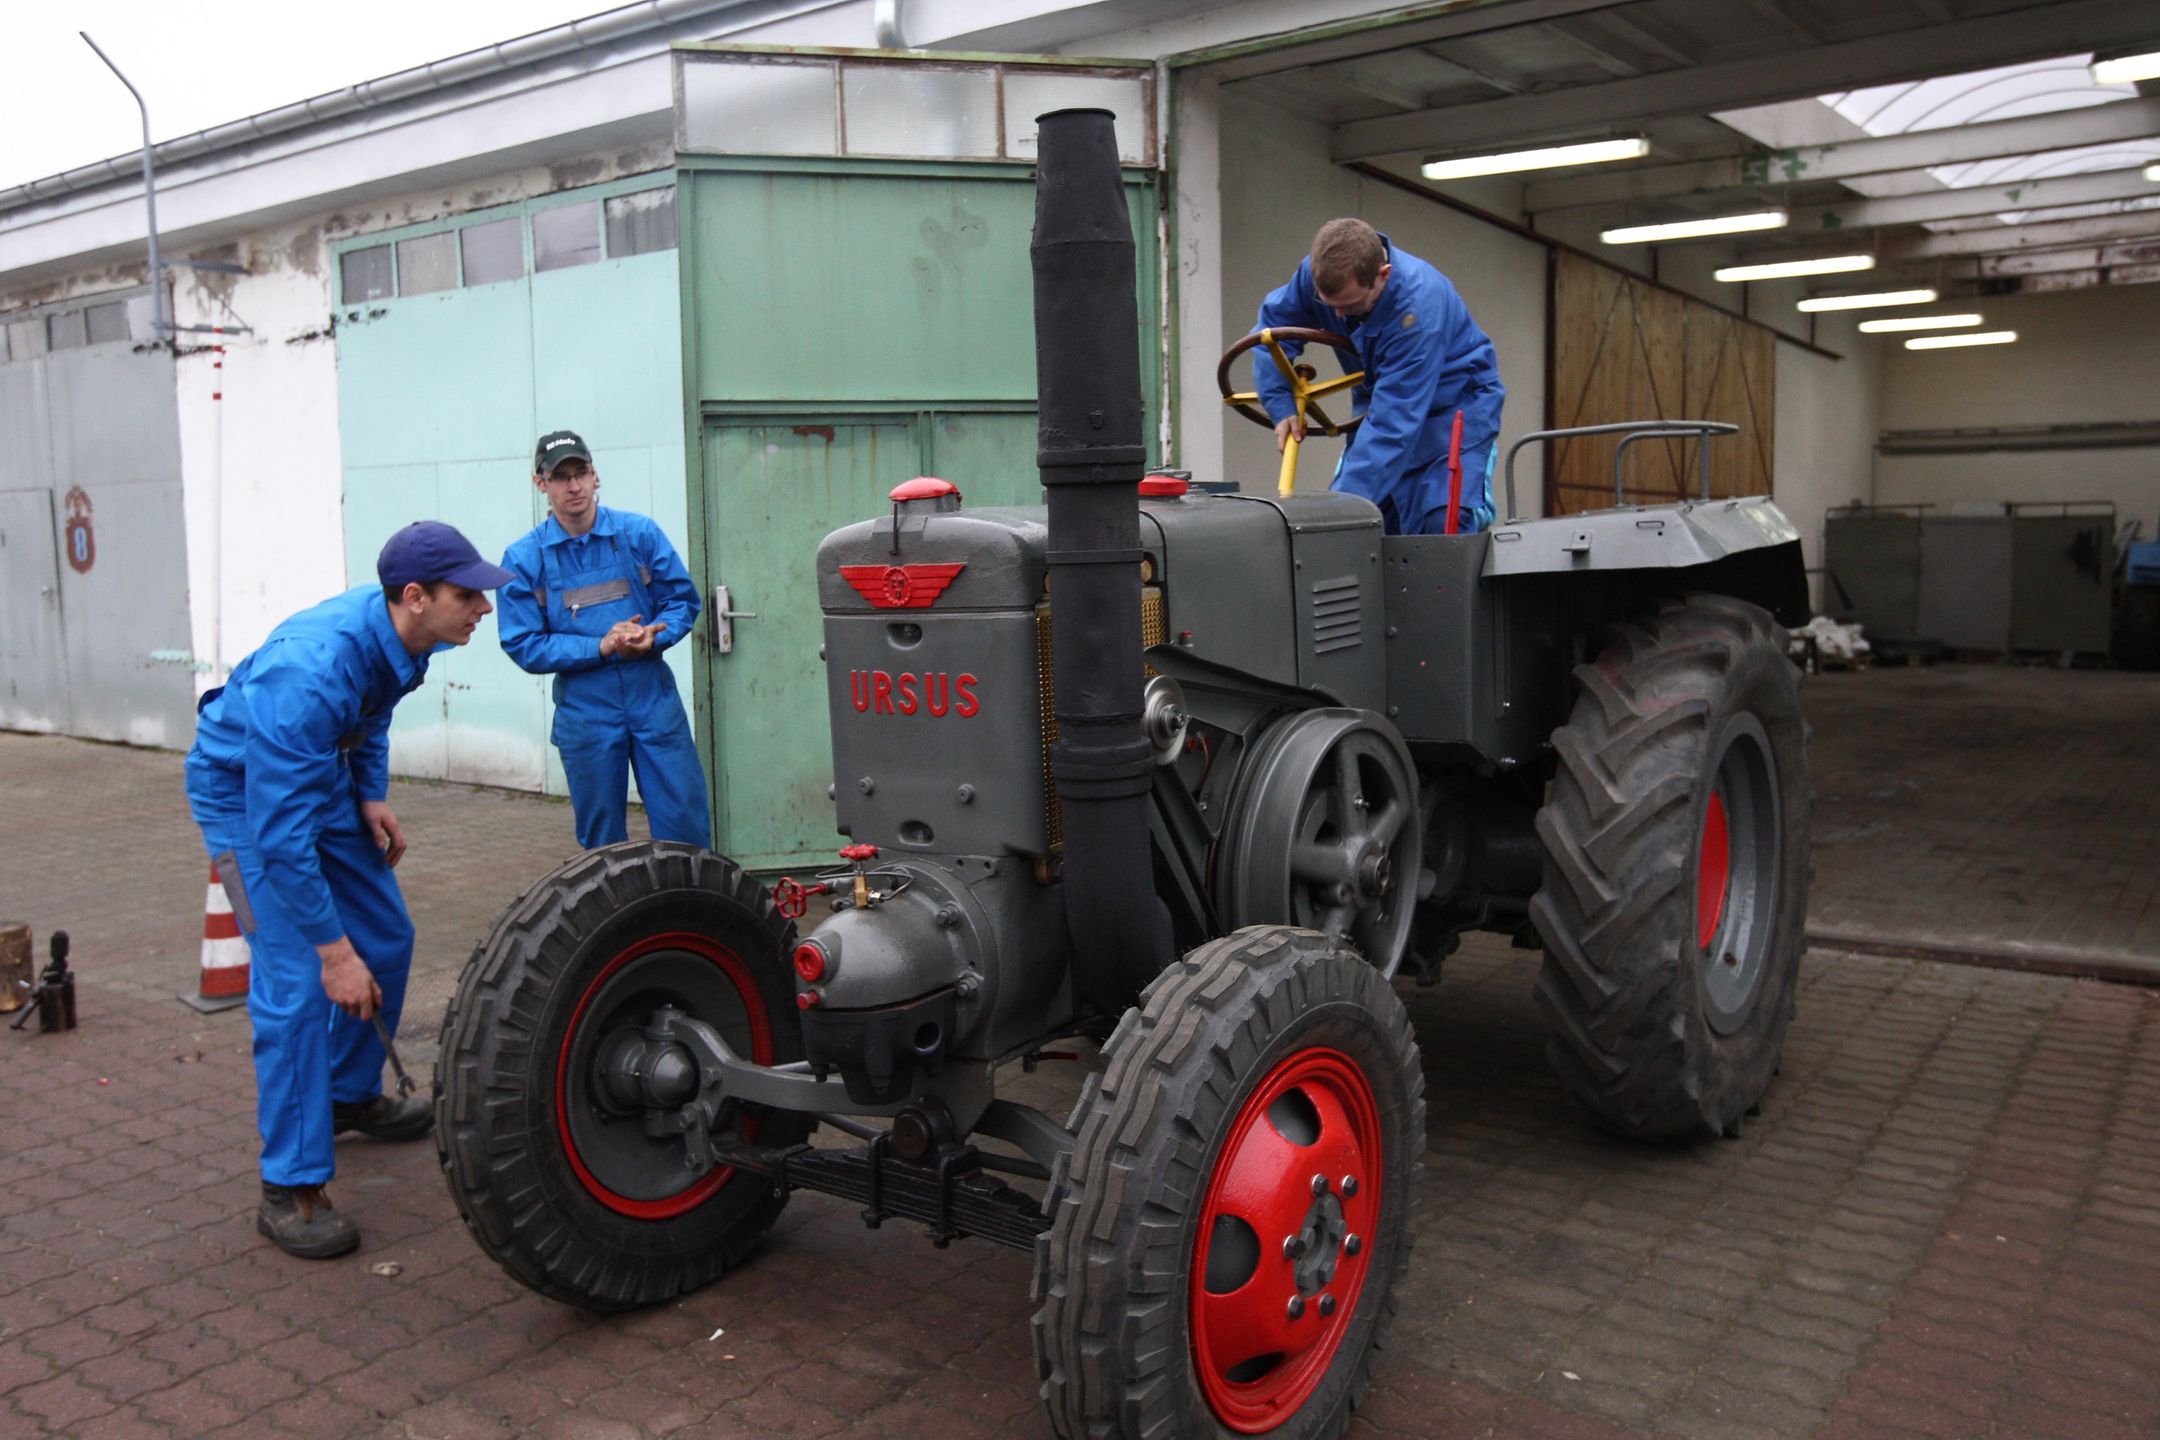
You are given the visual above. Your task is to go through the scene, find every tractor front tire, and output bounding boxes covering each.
[435,841,809,1311]
[1532,594,1810,1142]
[1033,926,1424,1440]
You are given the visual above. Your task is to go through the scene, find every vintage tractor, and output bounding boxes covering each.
[436,109,1810,1440]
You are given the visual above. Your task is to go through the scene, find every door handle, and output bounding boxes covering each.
[712,584,759,655]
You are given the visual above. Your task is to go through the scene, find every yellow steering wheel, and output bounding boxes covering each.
[1217,328,1366,497]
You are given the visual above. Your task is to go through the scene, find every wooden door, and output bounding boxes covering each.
[1547,252,1775,516]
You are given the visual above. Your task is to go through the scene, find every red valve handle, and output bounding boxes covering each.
[839,844,880,862]
[773,877,830,921]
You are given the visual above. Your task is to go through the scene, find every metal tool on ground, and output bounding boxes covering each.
[371,1014,416,1097]
[438,108,1815,1440]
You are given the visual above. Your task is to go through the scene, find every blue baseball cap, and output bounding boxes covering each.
[377,521,515,591]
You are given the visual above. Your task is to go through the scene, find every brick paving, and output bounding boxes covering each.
[3,660,2158,1438]
[1805,663,2160,981]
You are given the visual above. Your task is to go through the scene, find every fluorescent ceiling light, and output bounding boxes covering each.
[1905,330,2017,350]
[2147,161,2160,183]
[1858,313,1985,333]
[2092,50,2160,86]
[1797,287,1938,312]
[1423,136,1651,180]
[1715,254,1874,282]
[1601,210,1787,245]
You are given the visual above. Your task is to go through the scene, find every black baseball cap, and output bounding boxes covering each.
[534,430,593,475]
[378,521,515,591]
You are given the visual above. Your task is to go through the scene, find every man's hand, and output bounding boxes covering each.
[616,620,666,659]
[600,616,665,659]
[599,616,644,659]
[359,799,406,868]
[1274,414,1307,453]
[317,938,382,1020]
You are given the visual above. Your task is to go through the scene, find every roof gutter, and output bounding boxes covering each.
[0,0,830,218]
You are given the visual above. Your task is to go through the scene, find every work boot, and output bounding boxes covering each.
[332,1093,433,1141]
[256,1182,359,1259]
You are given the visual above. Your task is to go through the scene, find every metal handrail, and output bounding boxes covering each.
[1503,419,1739,521]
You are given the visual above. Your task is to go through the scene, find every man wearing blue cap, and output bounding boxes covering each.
[498,430,711,850]
[184,521,513,1258]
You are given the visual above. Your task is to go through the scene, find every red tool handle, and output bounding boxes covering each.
[1444,409,1465,536]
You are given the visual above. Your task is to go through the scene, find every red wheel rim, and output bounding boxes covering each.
[554,931,772,1219]
[1696,790,1731,950]
[1189,1047,1383,1432]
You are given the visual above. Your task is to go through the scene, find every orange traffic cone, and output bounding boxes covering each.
[182,862,249,1013]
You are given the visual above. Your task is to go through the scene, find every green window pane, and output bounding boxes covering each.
[604,188,675,258]
[841,64,998,159]
[680,58,837,155]
[533,202,601,272]
[86,301,130,345]
[342,245,392,303]
[5,319,43,360]
[48,310,87,351]
[461,217,525,286]
[397,232,457,295]
[1003,74,1149,162]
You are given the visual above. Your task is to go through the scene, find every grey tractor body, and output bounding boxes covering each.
[804,485,1807,1100]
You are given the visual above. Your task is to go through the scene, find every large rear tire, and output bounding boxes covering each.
[435,840,808,1311]
[1033,926,1424,1439]
[1532,594,1810,1141]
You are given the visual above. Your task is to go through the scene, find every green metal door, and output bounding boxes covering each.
[699,408,1045,870]
[684,160,1158,869]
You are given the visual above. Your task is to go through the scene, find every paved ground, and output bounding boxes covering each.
[3,662,2157,1439]
[1804,664,2160,980]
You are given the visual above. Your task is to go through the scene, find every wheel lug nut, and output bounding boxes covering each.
[1286,1296,1305,1320]
[1310,1174,1328,1196]
[1282,1235,1302,1260]
[1319,1293,1336,1317]
[1341,1176,1358,1198]
[1344,1234,1362,1255]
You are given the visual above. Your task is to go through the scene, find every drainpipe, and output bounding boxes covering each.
[873,0,907,49]
[1031,108,1176,1014]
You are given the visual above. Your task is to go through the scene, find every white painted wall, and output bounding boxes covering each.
[1874,284,2160,532]
[1774,310,1880,606]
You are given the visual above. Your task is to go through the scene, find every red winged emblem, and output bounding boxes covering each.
[839,562,966,609]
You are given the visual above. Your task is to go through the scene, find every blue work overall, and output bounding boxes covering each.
[497,507,710,850]
[1255,232,1507,535]
[183,587,427,1187]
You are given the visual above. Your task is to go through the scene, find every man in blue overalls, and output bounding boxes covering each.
[1256,217,1507,535]
[498,430,711,850]
[185,522,513,1258]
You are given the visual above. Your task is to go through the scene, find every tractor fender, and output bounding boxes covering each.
[1483,498,1809,625]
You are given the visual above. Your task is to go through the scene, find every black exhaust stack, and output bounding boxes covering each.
[1030,109,1175,1012]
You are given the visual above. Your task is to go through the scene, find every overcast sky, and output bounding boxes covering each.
[4,0,619,191]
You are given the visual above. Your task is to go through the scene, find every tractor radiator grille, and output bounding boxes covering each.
[1310,575,1363,654]
[1034,588,1166,853]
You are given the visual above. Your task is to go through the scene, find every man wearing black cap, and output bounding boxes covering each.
[499,430,711,850]
[184,521,513,1258]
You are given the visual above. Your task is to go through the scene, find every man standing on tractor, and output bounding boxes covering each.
[1256,217,1506,535]
[184,521,514,1258]
[498,430,711,850]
